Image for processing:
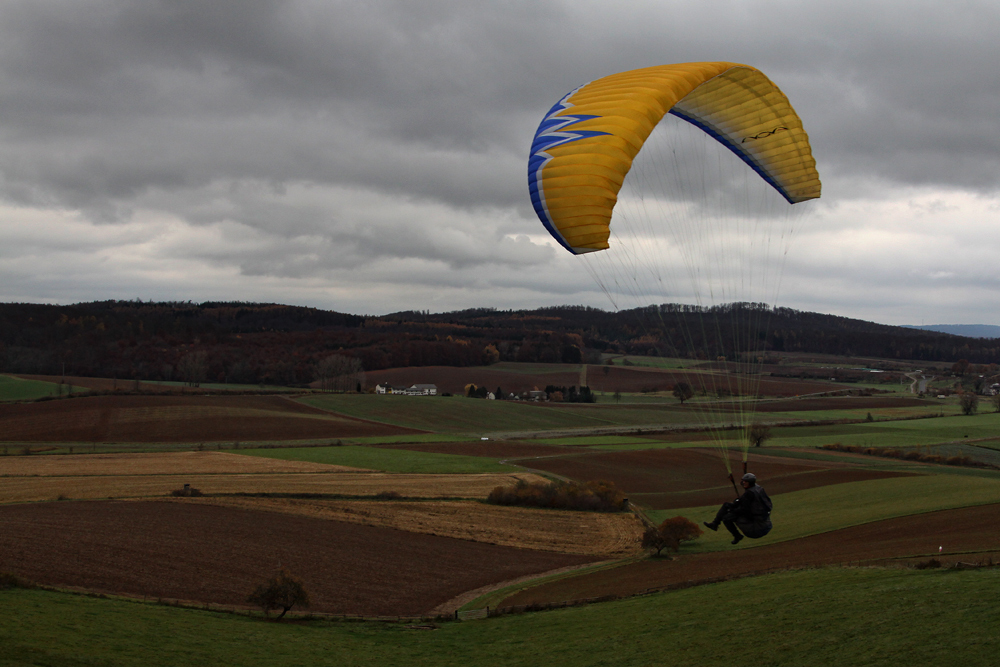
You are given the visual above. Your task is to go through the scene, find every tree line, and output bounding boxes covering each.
[2,300,998,385]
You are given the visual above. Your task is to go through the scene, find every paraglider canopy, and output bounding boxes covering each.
[527,62,822,481]
[528,62,821,255]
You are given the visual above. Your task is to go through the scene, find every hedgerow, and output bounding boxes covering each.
[821,443,993,468]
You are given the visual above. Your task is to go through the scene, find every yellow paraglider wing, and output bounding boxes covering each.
[528,62,821,254]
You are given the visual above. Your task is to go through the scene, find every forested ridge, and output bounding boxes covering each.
[1,300,997,386]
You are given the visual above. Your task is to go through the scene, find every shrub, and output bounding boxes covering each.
[247,568,310,620]
[170,486,204,497]
[822,442,988,468]
[914,558,942,570]
[486,479,626,512]
[374,490,401,500]
[0,572,32,589]
[642,517,703,556]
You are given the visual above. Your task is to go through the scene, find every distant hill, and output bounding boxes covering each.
[2,300,999,384]
[903,324,1000,339]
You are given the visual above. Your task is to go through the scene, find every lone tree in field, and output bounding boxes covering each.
[672,382,694,405]
[642,516,703,556]
[747,422,771,448]
[247,568,310,620]
[959,391,979,416]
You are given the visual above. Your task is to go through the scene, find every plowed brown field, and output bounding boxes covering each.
[0,501,596,616]
[186,496,644,556]
[523,447,917,509]
[501,503,1000,607]
[0,394,419,442]
[0,471,545,504]
[0,451,364,476]
[378,440,574,458]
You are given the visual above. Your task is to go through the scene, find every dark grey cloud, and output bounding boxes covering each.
[1,1,1000,321]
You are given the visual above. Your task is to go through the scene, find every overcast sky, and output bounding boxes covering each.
[2,0,999,324]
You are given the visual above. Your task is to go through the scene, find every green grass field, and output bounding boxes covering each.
[534,435,655,446]
[237,445,515,474]
[648,473,1000,551]
[4,567,998,666]
[767,412,1000,449]
[0,375,81,402]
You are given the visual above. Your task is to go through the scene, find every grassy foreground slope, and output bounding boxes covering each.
[648,473,1000,551]
[4,567,999,667]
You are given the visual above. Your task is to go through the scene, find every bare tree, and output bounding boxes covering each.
[747,423,771,448]
[315,354,365,392]
[176,351,208,387]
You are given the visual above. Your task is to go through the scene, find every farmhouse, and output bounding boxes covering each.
[375,383,437,396]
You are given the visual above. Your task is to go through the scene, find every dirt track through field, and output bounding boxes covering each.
[186,496,644,556]
[501,503,1000,607]
[0,501,597,616]
[0,394,419,442]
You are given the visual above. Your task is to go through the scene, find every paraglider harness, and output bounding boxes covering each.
[726,464,773,538]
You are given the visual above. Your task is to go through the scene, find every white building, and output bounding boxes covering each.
[376,383,437,396]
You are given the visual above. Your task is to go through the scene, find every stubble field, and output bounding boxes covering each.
[186,496,644,556]
[0,470,544,505]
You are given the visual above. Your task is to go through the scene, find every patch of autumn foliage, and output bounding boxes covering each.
[487,479,626,512]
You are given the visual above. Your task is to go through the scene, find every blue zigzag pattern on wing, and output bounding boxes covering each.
[527,88,610,254]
